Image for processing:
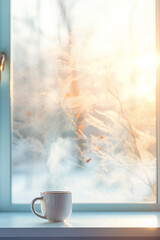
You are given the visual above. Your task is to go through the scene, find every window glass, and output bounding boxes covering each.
[12,0,156,203]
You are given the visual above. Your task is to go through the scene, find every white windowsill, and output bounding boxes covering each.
[0,212,160,238]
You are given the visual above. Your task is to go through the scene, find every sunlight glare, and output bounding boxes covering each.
[134,54,159,71]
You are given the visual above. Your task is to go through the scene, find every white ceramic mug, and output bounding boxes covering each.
[31,191,72,222]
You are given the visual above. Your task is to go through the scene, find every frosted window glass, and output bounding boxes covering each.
[11,0,156,203]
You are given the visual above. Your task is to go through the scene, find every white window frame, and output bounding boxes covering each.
[0,0,160,212]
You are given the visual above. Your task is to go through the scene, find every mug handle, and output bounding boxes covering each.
[31,197,46,219]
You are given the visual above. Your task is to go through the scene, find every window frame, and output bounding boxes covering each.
[0,0,160,212]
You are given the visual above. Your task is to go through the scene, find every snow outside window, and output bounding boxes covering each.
[11,0,157,203]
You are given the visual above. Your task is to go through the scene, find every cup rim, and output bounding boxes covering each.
[41,191,71,194]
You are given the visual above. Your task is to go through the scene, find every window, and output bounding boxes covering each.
[0,0,159,211]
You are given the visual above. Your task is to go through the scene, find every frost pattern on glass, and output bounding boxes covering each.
[12,0,156,203]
